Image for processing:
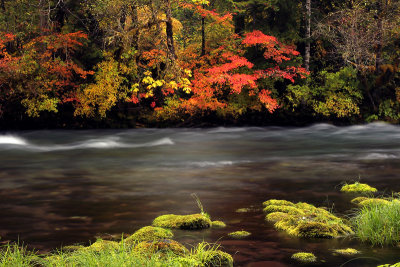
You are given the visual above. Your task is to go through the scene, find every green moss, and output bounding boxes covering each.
[340,182,377,194]
[124,226,173,244]
[266,212,290,222]
[291,252,317,263]
[83,240,120,252]
[333,248,360,256]
[358,198,390,206]
[351,197,369,204]
[263,199,354,238]
[211,221,226,228]
[263,199,295,207]
[202,250,233,267]
[378,263,400,267]
[153,214,211,230]
[228,231,251,239]
[134,239,188,256]
[263,205,304,215]
[62,245,85,252]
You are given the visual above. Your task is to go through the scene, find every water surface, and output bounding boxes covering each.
[1,123,400,266]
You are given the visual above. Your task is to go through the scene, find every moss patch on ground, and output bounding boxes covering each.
[152,214,211,230]
[291,252,317,263]
[228,231,251,239]
[263,199,353,238]
[124,226,173,244]
[340,182,377,194]
[333,248,360,256]
[211,221,226,228]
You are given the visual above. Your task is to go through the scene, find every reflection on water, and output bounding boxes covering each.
[1,123,400,266]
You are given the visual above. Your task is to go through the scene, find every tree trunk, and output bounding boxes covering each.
[305,0,311,71]
[165,0,176,60]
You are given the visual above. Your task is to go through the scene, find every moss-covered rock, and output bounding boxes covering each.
[263,199,353,238]
[351,196,370,204]
[228,231,251,239]
[124,226,173,244]
[358,198,390,206]
[134,239,188,256]
[153,214,211,230]
[333,248,360,256]
[202,250,234,267]
[61,245,85,252]
[266,212,291,222]
[263,199,295,207]
[340,182,377,194]
[211,221,226,228]
[83,240,120,252]
[378,263,400,267]
[291,252,317,263]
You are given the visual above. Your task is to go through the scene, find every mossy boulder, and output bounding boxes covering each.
[351,197,370,204]
[358,198,390,206]
[153,214,211,230]
[333,248,360,256]
[202,250,234,267]
[133,239,188,256]
[340,182,377,194]
[211,221,226,228]
[291,252,317,263]
[228,231,251,239]
[263,199,295,207]
[124,226,173,244]
[83,240,120,252]
[264,199,354,238]
[378,263,400,267]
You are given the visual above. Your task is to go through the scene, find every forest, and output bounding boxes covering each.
[0,0,399,128]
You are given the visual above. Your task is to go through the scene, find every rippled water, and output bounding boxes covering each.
[1,123,400,266]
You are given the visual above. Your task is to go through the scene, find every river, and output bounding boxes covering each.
[1,123,400,266]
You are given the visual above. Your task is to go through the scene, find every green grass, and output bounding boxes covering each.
[353,200,400,246]
[0,240,233,267]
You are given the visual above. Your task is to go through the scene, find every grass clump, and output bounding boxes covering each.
[0,243,39,267]
[211,221,226,228]
[125,226,173,244]
[263,199,353,238]
[291,252,317,263]
[153,214,211,230]
[340,182,377,194]
[353,200,400,246]
[228,231,251,239]
[333,248,360,256]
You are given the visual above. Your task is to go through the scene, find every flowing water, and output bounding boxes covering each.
[1,123,400,266]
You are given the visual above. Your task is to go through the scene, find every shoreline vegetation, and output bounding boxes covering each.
[3,182,400,266]
[0,2,399,130]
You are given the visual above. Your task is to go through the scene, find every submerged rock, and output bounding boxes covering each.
[340,182,377,194]
[124,226,173,244]
[263,199,353,238]
[228,231,251,239]
[153,214,211,230]
[333,248,360,256]
[291,252,317,263]
[211,220,226,228]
